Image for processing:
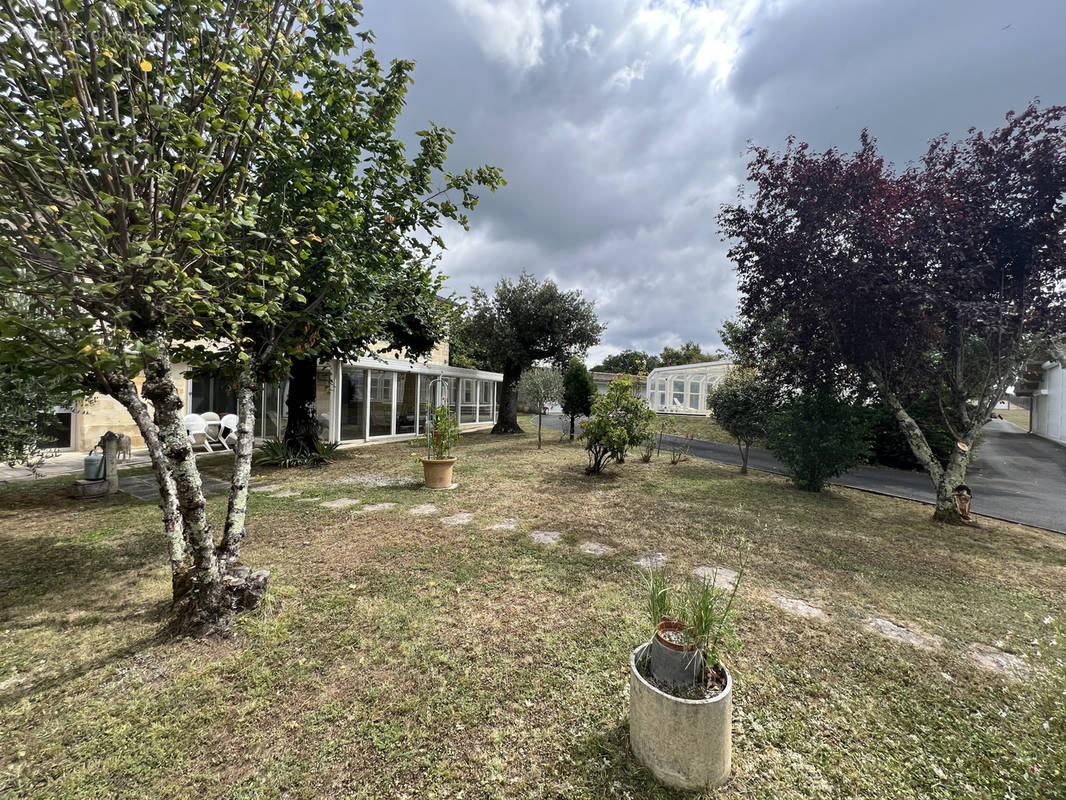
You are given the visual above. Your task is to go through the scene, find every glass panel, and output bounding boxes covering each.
[278,379,290,438]
[672,379,685,408]
[315,366,333,440]
[214,378,238,416]
[190,378,211,414]
[460,378,477,423]
[447,376,459,421]
[478,380,492,421]
[369,370,394,437]
[340,367,366,441]
[419,375,438,433]
[395,373,417,435]
[689,380,700,410]
[37,410,73,449]
[261,383,280,439]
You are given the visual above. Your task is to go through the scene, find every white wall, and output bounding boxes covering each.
[1031,363,1065,445]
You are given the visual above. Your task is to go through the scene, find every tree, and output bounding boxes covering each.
[518,367,564,449]
[719,103,1066,521]
[707,367,777,474]
[593,350,658,375]
[0,1,497,630]
[581,376,656,474]
[561,357,597,440]
[462,271,603,434]
[0,367,81,472]
[765,388,871,492]
[657,341,725,367]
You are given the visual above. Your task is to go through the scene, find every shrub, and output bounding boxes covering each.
[766,387,870,492]
[859,400,969,470]
[561,357,597,441]
[254,438,340,468]
[707,367,778,474]
[580,376,655,474]
[425,405,460,459]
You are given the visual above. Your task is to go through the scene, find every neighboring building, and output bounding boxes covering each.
[590,371,647,398]
[645,361,733,414]
[1014,340,1065,446]
[52,339,502,452]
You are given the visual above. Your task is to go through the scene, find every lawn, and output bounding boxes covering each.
[2,429,1064,799]
[652,412,736,445]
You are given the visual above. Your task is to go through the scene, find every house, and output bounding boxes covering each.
[590,371,647,398]
[1013,340,1065,446]
[645,361,734,414]
[46,339,503,452]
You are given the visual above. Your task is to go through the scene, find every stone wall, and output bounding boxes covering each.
[74,363,188,451]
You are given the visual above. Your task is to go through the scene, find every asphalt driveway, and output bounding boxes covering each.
[543,415,1066,534]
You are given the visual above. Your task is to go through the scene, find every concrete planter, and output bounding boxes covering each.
[629,643,732,791]
[421,457,456,489]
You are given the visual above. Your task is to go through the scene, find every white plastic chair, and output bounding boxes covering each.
[219,413,239,449]
[183,413,214,453]
[201,411,222,445]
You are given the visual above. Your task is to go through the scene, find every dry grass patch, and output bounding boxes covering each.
[1,429,1064,798]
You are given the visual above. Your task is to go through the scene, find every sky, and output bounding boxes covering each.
[360,0,1066,367]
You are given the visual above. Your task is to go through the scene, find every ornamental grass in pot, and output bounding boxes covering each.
[629,552,746,791]
[421,405,460,489]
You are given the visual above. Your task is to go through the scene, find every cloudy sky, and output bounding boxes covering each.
[360,0,1066,367]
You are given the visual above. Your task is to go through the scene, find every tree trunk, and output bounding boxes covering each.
[283,355,319,455]
[105,372,186,584]
[218,359,258,567]
[569,414,576,440]
[491,371,524,434]
[738,439,749,475]
[537,411,543,448]
[876,380,974,524]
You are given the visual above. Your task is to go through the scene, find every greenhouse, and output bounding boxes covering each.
[645,361,734,414]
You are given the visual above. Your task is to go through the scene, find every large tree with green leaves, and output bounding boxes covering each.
[461,271,603,434]
[719,103,1066,521]
[0,0,497,630]
[592,349,658,375]
[657,340,725,367]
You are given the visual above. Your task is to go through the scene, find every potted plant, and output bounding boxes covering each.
[629,562,745,791]
[421,404,460,488]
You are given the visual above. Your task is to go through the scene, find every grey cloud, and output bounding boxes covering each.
[360,0,1066,361]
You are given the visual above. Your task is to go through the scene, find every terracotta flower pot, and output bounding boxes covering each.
[421,457,456,489]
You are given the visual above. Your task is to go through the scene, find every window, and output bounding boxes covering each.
[478,380,493,422]
[395,373,417,435]
[189,374,237,415]
[460,379,477,423]
[368,370,394,436]
[672,379,685,408]
[340,367,366,440]
[689,380,701,411]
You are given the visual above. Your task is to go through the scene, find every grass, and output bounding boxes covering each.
[999,405,1031,430]
[2,429,1064,799]
[652,412,736,445]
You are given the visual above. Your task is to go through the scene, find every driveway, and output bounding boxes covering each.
[544,415,1066,534]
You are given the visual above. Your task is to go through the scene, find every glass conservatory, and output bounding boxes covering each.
[645,361,734,414]
[190,357,502,444]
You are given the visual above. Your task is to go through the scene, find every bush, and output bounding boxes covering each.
[425,405,460,459]
[766,388,870,492]
[254,438,340,468]
[707,367,777,474]
[581,376,655,474]
[859,400,967,470]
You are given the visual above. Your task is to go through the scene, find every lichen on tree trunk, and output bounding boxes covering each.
[218,359,258,567]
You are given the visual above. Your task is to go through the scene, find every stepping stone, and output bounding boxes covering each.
[250,483,284,493]
[359,502,397,513]
[440,512,475,526]
[867,618,942,649]
[693,566,740,591]
[530,530,562,546]
[967,643,1029,678]
[577,540,615,557]
[269,490,301,498]
[296,498,320,503]
[635,552,667,570]
[320,498,361,510]
[485,518,517,530]
[775,596,826,619]
[408,504,439,516]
